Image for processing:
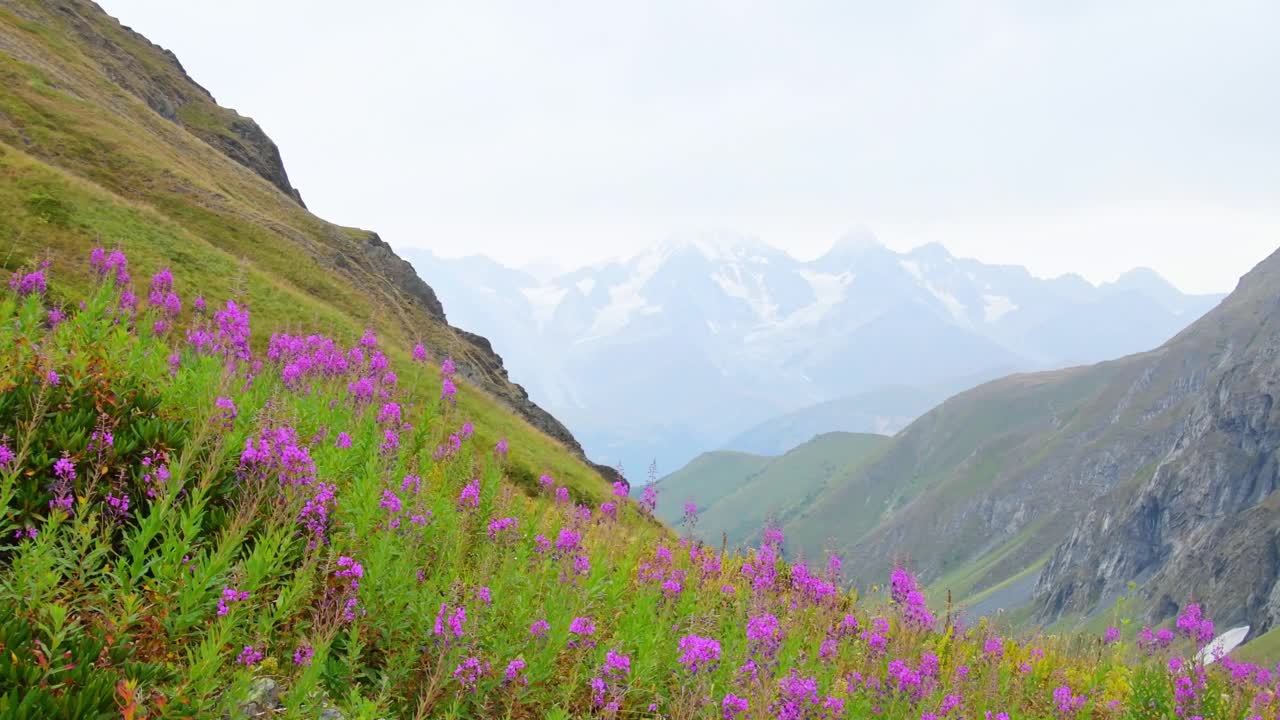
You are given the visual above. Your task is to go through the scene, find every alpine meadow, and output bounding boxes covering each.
[2,2,1280,719]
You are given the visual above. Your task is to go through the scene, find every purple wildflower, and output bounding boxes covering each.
[236,645,264,666]
[293,645,314,666]
[677,635,721,674]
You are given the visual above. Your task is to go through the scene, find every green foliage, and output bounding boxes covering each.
[0,273,1269,719]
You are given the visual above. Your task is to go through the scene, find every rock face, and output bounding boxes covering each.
[1035,247,1280,631]
[0,0,610,481]
[40,0,307,205]
[777,245,1280,634]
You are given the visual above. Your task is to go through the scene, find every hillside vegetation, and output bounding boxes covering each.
[775,245,1280,638]
[1,257,1274,718]
[0,0,609,495]
[656,433,889,549]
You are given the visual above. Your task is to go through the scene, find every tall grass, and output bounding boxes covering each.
[0,254,1271,719]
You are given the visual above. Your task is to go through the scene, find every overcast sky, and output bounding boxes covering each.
[101,1,1278,293]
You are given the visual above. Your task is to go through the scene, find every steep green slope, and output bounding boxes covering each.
[782,247,1280,634]
[0,0,612,499]
[649,450,770,526]
[657,432,890,548]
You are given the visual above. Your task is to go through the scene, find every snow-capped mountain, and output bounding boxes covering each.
[400,232,1224,475]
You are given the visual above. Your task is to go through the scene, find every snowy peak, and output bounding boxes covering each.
[654,230,778,264]
[400,233,1221,475]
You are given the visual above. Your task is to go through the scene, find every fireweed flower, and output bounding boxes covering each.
[860,617,891,655]
[722,694,749,719]
[555,528,582,554]
[488,516,518,541]
[458,478,481,509]
[412,343,428,362]
[494,438,509,457]
[640,484,658,514]
[453,656,489,692]
[214,396,237,422]
[1177,602,1216,645]
[299,482,337,546]
[1105,627,1121,644]
[293,645,315,666]
[540,474,555,490]
[762,525,784,548]
[774,670,821,720]
[104,492,130,520]
[459,421,475,439]
[747,613,782,659]
[612,480,629,498]
[984,636,1005,660]
[504,658,527,685]
[335,556,364,590]
[474,586,492,605]
[600,501,618,520]
[47,307,64,327]
[569,616,595,647]
[555,486,570,504]
[890,566,935,629]
[1054,685,1087,716]
[682,501,698,524]
[334,432,352,449]
[52,453,74,481]
[529,619,550,638]
[213,300,252,362]
[380,489,403,514]
[434,603,467,640]
[45,369,60,386]
[401,474,422,494]
[217,585,250,616]
[236,645,264,666]
[441,377,457,404]
[8,269,47,297]
[377,402,402,426]
[0,441,14,468]
[677,635,721,674]
[604,650,631,678]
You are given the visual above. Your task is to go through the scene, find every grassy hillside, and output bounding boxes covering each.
[657,432,890,549]
[0,0,612,501]
[777,244,1276,637]
[1,270,1273,717]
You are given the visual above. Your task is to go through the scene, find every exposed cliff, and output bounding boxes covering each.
[783,247,1279,633]
[1036,246,1280,631]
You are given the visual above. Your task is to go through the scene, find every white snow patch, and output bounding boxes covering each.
[982,293,1018,323]
[899,259,967,323]
[712,265,779,323]
[519,286,567,329]
[777,270,853,328]
[576,252,665,343]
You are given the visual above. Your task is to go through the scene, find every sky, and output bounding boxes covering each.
[100,1,1279,294]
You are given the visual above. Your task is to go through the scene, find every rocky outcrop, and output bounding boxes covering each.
[1035,247,1280,631]
[0,0,611,482]
[786,245,1280,632]
[36,0,305,205]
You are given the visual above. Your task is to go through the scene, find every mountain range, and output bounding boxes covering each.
[404,232,1223,473]
[662,242,1280,640]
